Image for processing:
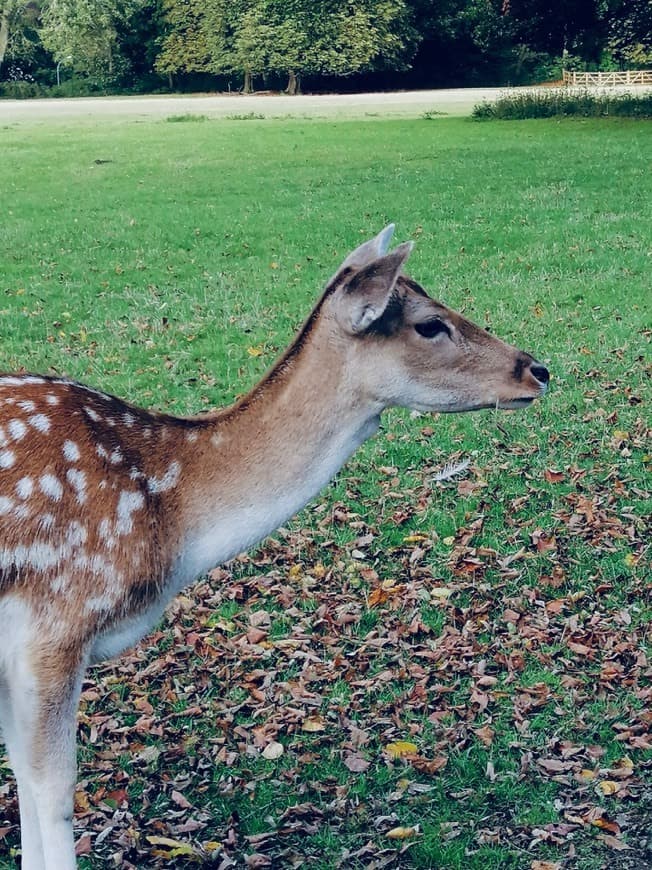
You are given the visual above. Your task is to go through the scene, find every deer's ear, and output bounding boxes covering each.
[334,224,396,276]
[335,241,413,335]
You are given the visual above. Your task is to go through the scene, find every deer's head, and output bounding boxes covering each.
[321,225,549,414]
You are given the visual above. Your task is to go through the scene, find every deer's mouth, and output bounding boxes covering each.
[499,397,536,409]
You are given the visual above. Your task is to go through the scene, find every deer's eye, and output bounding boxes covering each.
[415,319,451,340]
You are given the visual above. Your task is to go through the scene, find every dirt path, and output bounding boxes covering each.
[2,85,650,124]
[0,88,533,123]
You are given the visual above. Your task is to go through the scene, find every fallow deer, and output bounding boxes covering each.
[0,226,549,868]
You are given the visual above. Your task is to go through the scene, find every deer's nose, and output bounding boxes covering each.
[530,363,550,386]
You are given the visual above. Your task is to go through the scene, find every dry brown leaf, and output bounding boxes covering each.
[302,716,326,732]
[343,752,370,772]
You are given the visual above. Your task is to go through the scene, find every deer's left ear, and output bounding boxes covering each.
[335,241,413,334]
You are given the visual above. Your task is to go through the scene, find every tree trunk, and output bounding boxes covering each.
[286,70,300,95]
[243,69,252,93]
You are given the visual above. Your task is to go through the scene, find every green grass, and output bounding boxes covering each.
[0,115,650,868]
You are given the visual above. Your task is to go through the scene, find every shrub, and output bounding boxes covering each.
[165,113,209,123]
[472,88,652,120]
[0,80,43,99]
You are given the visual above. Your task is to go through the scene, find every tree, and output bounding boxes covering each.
[155,0,418,93]
[607,0,652,66]
[0,1,41,74]
[39,0,144,83]
[155,0,213,83]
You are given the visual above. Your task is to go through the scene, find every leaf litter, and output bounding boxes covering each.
[0,406,650,868]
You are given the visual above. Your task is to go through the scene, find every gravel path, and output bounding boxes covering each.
[0,87,546,123]
[2,85,650,124]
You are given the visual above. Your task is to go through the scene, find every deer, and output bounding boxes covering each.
[0,226,549,869]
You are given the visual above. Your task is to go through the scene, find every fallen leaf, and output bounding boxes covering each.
[596,780,620,796]
[386,825,419,839]
[597,833,630,851]
[344,752,370,772]
[245,854,272,867]
[302,716,326,732]
[384,740,418,759]
[262,741,284,760]
[146,835,198,858]
[368,587,389,607]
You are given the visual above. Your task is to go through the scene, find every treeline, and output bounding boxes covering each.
[1,0,650,98]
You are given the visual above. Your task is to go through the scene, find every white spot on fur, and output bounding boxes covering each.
[142,428,152,439]
[46,393,60,405]
[129,467,144,480]
[13,504,30,520]
[210,433,223,448]
[97,518,116,549]
[50,575,69,594]
[84,406,101,422]
[0,376,26,386]
[63,440,80,462]
[39,513,55,531]
[73,551,116,579]
[29,414,50,433]
[15,477,33,499]
[116,490,145,535]
[147,460,181,494]
[186,430,199,443]
[66,468,87,504]
[96,444,109,460]
[18,400,35,412]
[109,448,124,465]
[8,420,26,441]
[1,542,60,571]
[39,474,63,501]
[0,427,7,448]
[22,376,46,385]
[0,496,14,514]
[122,413,135,427]
[0,450,16,468]
[66,521,87,547]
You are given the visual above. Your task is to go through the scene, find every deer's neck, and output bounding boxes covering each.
[175,337,381,582]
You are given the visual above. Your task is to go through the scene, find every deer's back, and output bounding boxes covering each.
[0,374,189,643]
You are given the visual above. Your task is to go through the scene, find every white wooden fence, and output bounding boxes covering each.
[562,70,652,86]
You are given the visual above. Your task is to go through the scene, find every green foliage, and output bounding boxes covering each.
[608,0,652,67]
[38,0,147,86]
[1,0,652,95]
[0,0,43,71]
[157,0,417,91]
[165,112,208,122]
[472,88,652,119]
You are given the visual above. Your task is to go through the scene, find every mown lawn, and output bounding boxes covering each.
[0,114,650,869]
